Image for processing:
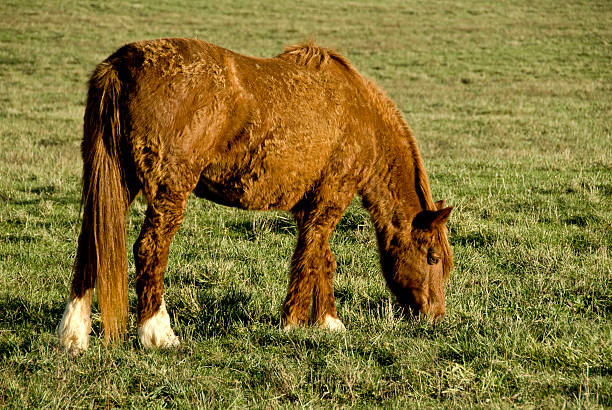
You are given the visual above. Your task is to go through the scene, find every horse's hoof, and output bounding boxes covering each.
[58,332,90,355]
[320,315,346,332]
[137,300,180,348]
[139,329,180,348]
[57,296,92,354]
[281,321,297,332]
[281,316,304,331]
[138,321,180,348]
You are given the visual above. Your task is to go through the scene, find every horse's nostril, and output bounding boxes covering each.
[404,298,444,322]
[429,303,445,323]
[398,299,429,320]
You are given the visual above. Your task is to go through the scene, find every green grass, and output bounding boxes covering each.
[1,0,610,407]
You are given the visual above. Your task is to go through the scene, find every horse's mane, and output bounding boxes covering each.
[406,122,453,280]
[359,72,455,281]
[407,125,453,280]
[359,79,437,211]
[277,41,358,75]
[355,76,455,280]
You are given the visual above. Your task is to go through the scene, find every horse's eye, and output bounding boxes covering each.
[427,253,440,265]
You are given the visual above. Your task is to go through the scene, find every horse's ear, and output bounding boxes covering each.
[434,200,445,210]
[412,207,453,230]
[432,206,452,227]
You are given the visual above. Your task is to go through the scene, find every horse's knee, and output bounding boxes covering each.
[133,230,158,267]
[324,248,336,274]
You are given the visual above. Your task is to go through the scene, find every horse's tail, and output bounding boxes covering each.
[72,60,129,343]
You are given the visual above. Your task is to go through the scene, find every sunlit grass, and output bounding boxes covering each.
[0,0,610,407]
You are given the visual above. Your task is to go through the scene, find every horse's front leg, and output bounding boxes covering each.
[134,190,187,348]
[281,233,319,329]
[310,245,345,331]
[281,193,352,331]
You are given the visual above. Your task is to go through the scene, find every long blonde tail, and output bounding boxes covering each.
[72,60,128,343]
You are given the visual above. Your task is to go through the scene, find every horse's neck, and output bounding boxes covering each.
[360,127,431,248]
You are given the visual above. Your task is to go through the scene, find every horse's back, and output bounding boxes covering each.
[106,38,372,209]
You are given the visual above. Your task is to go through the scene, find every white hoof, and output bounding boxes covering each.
[57,293,92,354]
[283,323,297,332]
[321,315,346,332]
[138,299,180,348]
[282,318,298,332]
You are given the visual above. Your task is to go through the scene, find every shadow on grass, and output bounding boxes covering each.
[221,204,372,240]
[0,296,65,358]
[172,286,278,339]
[9,181,79,206]
[224,215,296,240]
[11,194,79,206]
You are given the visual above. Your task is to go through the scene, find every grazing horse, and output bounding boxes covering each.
[57,38,453,353]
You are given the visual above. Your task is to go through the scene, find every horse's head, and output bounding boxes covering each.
[381,201,453,321]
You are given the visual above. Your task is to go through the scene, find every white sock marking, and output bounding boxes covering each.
[57,292,92,354]
[321,314,346,331]
[282,320,297,331]
[138,299,180,348]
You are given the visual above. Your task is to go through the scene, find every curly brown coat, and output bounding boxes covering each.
[65,38,453,346]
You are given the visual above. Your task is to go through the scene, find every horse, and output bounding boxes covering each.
[57,38,453,353]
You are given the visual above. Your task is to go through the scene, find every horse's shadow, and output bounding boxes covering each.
[0,291,435,354]
[165,211,375,340]
[170,286,277,338]
[217,203,371,240]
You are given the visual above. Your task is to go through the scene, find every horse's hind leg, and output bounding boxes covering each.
[58,237,97,353]
[134,188,189,348]
[282,191,353,331]
[57,288,93,354]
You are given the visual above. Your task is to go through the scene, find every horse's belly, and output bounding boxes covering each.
[193,162,314,211]
[193,117,337,211]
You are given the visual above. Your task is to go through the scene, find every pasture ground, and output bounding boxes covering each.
[0,0,610,407]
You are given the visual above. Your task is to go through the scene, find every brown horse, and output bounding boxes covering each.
[57,38,453,353]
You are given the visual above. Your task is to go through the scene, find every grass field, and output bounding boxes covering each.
[1,0,610,407]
